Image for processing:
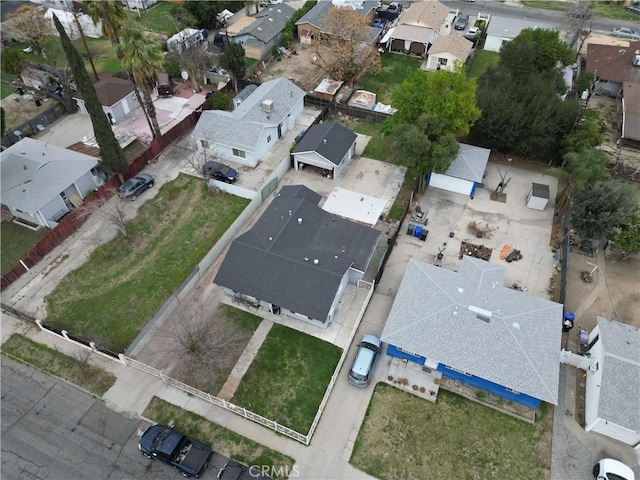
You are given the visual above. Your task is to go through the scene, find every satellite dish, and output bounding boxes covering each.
[181,71,189,80]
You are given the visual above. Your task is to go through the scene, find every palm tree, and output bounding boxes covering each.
[82,0,128,48]
[117,23,164,139]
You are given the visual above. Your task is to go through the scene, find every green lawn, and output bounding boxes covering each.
[231,324,342,434]
[1,80,16,98]
[351,384,551,480]
[357,53,422,104]
[130,1,178,36]
[2,334,117,396]
[522,0,639,20]
[1,222,48,273]
[144,397,295,480]
[44,174,250,353]
[467,50,500,78]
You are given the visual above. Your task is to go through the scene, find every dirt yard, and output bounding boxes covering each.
[1,88,55,132]
[257,40,326,93]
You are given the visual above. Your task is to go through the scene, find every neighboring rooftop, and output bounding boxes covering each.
[73,75,135,107]
[1,138,98,214]
[214,185,381,322]
[292,122,358,166]
[381,257,563,404]
[595,316,640,433]
[486,16,555,40]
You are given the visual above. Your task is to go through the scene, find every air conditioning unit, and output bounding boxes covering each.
[262,99,274,112]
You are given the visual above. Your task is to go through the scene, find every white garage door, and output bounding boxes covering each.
[428,173,474,196]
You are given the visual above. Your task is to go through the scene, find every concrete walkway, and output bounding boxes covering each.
[218,319,273,400]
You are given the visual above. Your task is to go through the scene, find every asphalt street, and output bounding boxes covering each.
[0,357,209,480]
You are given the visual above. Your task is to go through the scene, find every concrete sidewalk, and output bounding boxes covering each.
[0,310,378,480]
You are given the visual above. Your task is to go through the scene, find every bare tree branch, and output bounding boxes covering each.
[76,190,129,237]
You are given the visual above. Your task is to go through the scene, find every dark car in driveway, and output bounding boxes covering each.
[118,174,154,199]
[203,161,239,183]
[455,13,469,30]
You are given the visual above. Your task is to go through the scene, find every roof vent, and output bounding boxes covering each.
[313,259,319,265]
[288,210,292,215]
[262,99,273,113]
[297,217,303,224]
[268,236,273,241]
[323,138,327,144]
[304,257,309,261]
[512,322,521,330]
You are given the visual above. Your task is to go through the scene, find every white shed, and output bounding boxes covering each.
[526,183,550,211]
[427,143,490,197]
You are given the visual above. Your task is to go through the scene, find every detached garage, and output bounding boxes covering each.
[292,122,357,180]
[427,143,490,197]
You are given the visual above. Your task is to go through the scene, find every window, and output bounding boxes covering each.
[201,140,209,149]
[232,148,246,158]
[439,58,448,66]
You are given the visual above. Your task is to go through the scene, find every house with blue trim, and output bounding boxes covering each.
[427,143,490,197]
[381,256,562,408]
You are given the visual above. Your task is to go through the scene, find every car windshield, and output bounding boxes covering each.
[152,427,171,451]
[219,166,231,175]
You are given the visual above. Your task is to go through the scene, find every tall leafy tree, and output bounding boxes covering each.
[386,69,480,136]
[498,28,575,76]
[393,114,459,191]
[613,209,640,260]
[314,6,381,82]
[53,15,127,173]
[4,5,52,56]
[472,63,578,160]
[82,0,128,47]
[117,23,164,139]
[547,148,610,215]
[220,42,246,92]
[571,181,639,240]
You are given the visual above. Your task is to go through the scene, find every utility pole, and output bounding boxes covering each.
[70,7,99,82]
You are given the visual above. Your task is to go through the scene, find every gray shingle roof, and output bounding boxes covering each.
[245,4,295,43]
[381,257,562,404]
[295,0,379,29]
[214,185,381,322]
[192,77,305,150]
[595,316,640,432]
[445,143,491,183]
[292,122,357,166]
[1,138,98,214]
[486,16,555,40]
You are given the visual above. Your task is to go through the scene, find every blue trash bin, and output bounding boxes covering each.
[414,226,423,238]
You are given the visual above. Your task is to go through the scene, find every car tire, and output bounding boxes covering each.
[592,463,599,477]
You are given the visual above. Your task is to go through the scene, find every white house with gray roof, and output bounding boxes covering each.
[584,317,640,446]
[192,78,305,168]
[427,143,490,197]
[381,257,562,408]
[214,185,381,328]
[484,16,555,53]
[0,138,99,228]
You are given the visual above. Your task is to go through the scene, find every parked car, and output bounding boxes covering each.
[118,174,154,200]
[455,13,469,30]
[593,458,635,480]
[348,334,381,387]
[628,6,640,15]
[294,129,307,143]
[464,26,479,41]
[203,161,239,183]
[157,73,174,97]
[217,460,272,480]
[139,424,213,478]
[387,2,402,14]
[611,27,640,39]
